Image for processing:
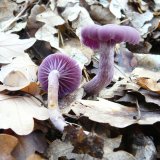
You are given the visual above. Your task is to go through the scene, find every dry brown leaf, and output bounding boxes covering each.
[0,94,49,135]
[0,134,18,160]
[0,81,40,95]
[137,77,160,94]
[21,82,40,95]
[70,98,160,128]
[27,153,45,160]
[13,131,47,160]
[0,33,36,64]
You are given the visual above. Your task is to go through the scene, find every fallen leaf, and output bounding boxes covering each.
[0,54,38,85]
[131,67,160,81]
[90,5,119,24]
[138,89,160,106]
[57,0,78,7]
[137,77,160,94]
[105,151,136,160]
[125,10,153,37]
[0,0,17,26]
[109,0,128,18]
[134,54,160,70]
[70,98,160,128]
[36,10,65,26]
[13,131,48,160]
[21,82,40,95]
[27,4,46,34]
[64,125,104,159]
[0,94,49,135]
[0,134,18,160]
[0,32,36,64]
[62,4,94,37]
[27,153,45,160]
[35,24,59,49]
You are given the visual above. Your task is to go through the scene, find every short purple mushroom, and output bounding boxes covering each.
[38,52,82,131]
[81,24,140,95]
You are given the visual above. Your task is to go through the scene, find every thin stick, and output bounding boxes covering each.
[1,0,29,31]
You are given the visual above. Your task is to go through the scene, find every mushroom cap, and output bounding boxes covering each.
[38,52,82,98]
[81,24,140,49]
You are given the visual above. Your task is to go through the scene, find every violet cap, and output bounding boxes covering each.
[38,52,82,98]
[81,24,140,49]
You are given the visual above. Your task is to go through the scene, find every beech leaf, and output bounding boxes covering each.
[0,134,18,160]
[0,32,36,64]
[0,94,49,135]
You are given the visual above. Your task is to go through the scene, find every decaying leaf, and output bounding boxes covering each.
[0,94,49,135]
[90,5,118,24]
[125,10,153,36]
[70,98,160,128]
[26,153,45,160]
[0,134,18,160]
[0,0,17,26]
[13,131,48,160]
[0,32,36,64]
[137,77,160,94]
[36,10,65,27]
[35,24,59,49]
[109,0,128,18]
[0,54,38,92]
[62,4,94,37]
[64,125,104,158]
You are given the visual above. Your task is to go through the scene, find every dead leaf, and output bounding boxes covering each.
[138,89,160,106]
[62,4,94,37]
[70,98,160,128]
[35,24,59,49]
[134,54,160,70]
[13,131,48,160]
[0,32,36,64]
[36,10,65,26]
[0,94,49,135]
[57,0,78,8]
[64,125,104,159]
[0,134,18,160]
[27,153,45,160]
[0,0,17,25]
[21,82,40,95]
[125,10,153,37]
[90,5,119,24]
[0,54,38,85]
[105,151,136,160]
[109,0,128,18]
[131,67,160,81]
[137,77,160,94]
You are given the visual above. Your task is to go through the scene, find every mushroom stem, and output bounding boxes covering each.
[84,42,114,95]
[48,70,67,132]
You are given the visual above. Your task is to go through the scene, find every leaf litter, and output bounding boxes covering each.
[0,0,160,159]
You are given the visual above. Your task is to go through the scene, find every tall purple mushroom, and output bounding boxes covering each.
[38,52,81,131]
[81,24,140,95]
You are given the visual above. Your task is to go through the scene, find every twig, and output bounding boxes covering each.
[1,0,29,32]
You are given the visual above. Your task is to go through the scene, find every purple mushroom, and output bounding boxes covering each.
[81,24,140,95]
[38,52,82,131]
